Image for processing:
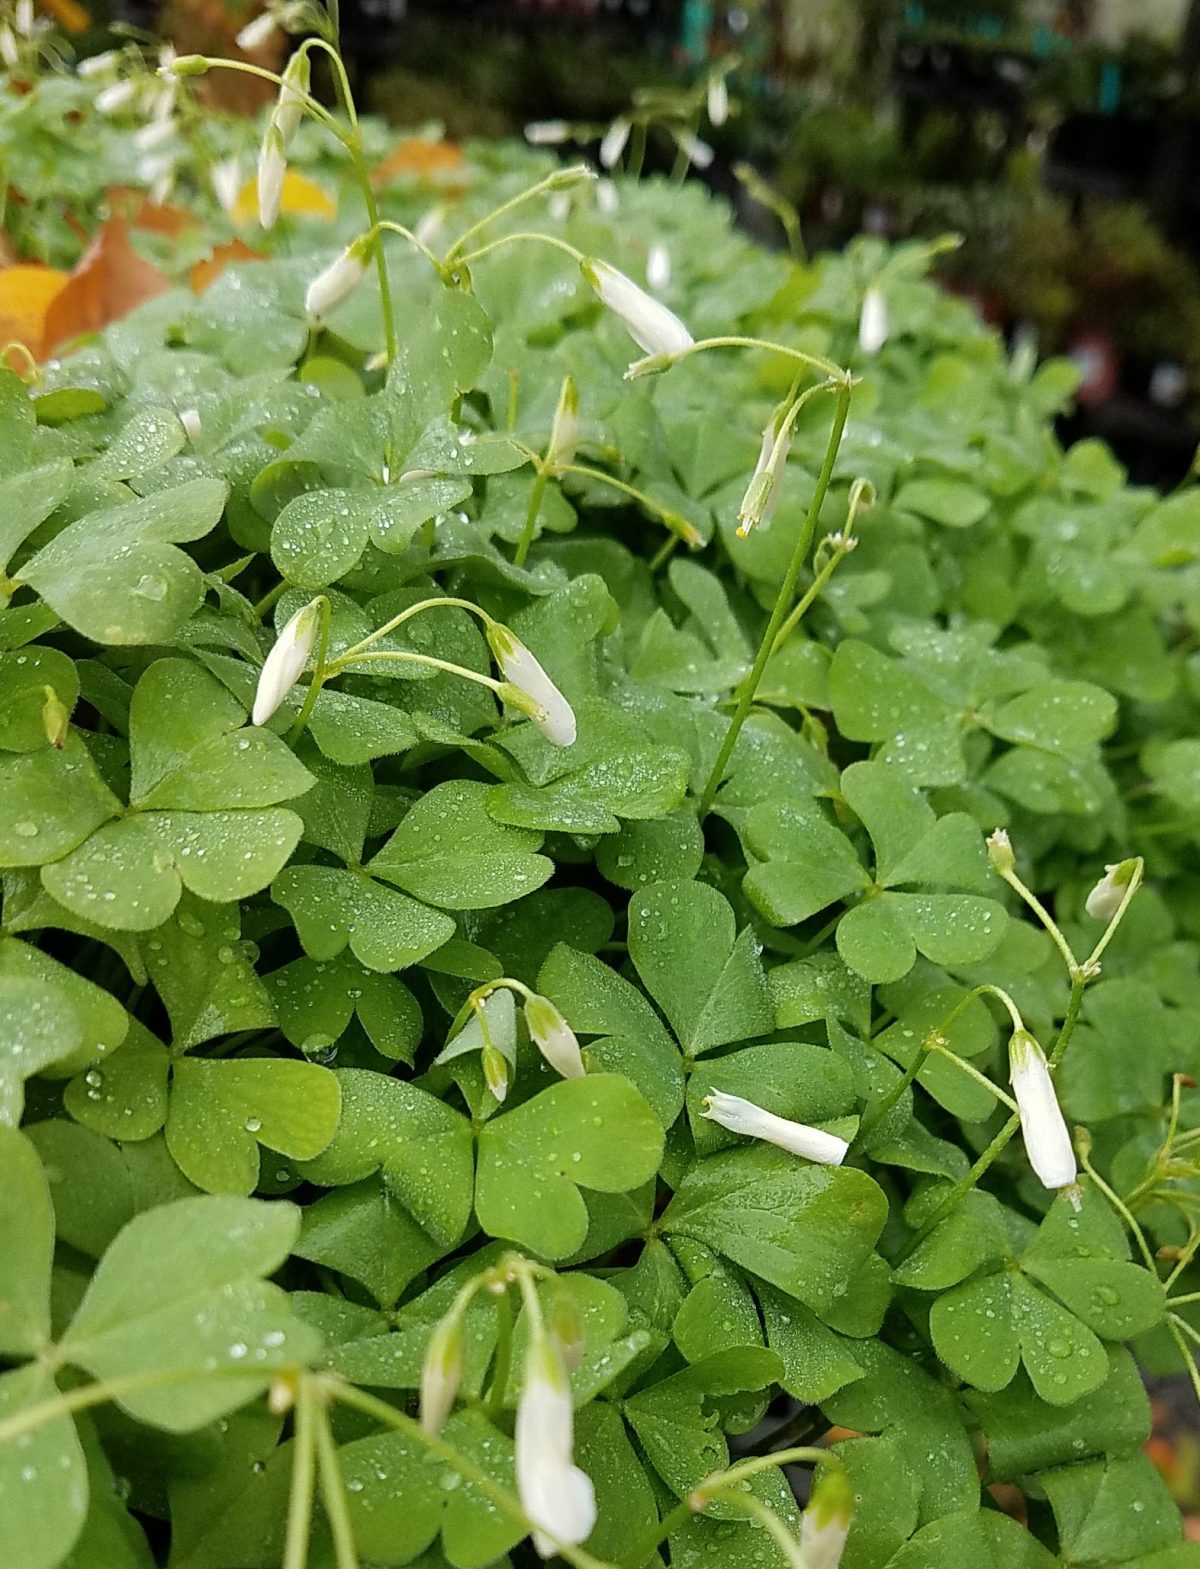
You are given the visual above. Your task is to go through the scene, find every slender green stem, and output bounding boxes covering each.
[445,168,590,264]
[315,1398,360,1569]
[697,379,851,817]
[1168,1291,1200,1307]
[929,1041,1018,1111]
[514,469,549,568]
[620,1498,695,1568]
[770,544,848,653]
[486,1287,516,1417]
[1168,1317,1200,1405]
[283,1378,319,1569]
[1078,1145,1158,1272]
[186,57,346,140]
[374,219,448,277]
[335,596,492,665]
[452,231,584,270]
[0,1369,208,1446]
[327,648,505,693]
[286,596,331,745]
[997,864,1078,975]
[557,463,701,546]
[1166,1229,1200,1291]
[648,334,843,383]
[330,1382,614,1569]
[627,121,647,179]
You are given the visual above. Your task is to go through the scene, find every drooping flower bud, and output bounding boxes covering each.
[646,243,671,292]
[273,49,310,146]
[737,400,790,538]
[0,26,18,67]
[548,1287,586,1373]
[580,258,693,358]
[674,130,713,170]
[252,597,321,726]
[78,49,120,79]
[486,623,576,747]
[482,1043,510,1104]
[1009,1030,1076,1192]
[209,156,241,215]
[256,122,287,229]
[515,1334,596,1558]
[305,235,372,323]
[420,1311,465,1436]
[15,0,34,37]
[985,827,1015,876]
[799,1465,854,1569]
[707,73,730,127]
[701,1090,849,1166]
[524,993,585,1080]
[96,79,136,115]
[134,118,175,152]
[1085,859,1139,922]
[42,687,69,749]
[179,407,202,443]
[525,119,569,145]
[236,10,278,50]
[599,118,631,170]
[858,286,888,355]
[544,375,579,477]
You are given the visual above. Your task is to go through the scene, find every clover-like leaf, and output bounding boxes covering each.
[0,1127,54,1355]
[273,864,455,972]
[474,1074,663,1258]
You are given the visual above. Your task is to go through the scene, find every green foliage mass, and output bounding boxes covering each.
[2,39,1200,1569]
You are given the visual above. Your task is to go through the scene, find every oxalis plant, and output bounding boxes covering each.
[2,9,1200,1569]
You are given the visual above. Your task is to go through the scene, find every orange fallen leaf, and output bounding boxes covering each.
[0,265,71,360]
[43,215,169,355]
[231,171,336,228]
[190,237,264,293]
[39,0,91,32]
[372,136,466,192]
[105,186,199,239]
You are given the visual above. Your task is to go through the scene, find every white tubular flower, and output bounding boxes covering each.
[599,118,631,170]
[420,1312,465,1437]
[524,993,585,1080]
[78,49,120,78]
[676,130,714,170]
[305,236,371,323]
[516,1336,596,1558]
[96,79,136,115]
[14,0,34,37]
[737,401,789,537]
[858,286,888,355]
[580,258,693,358]
[179,408,202,443]
[545,375,579,476]
[707,73,730,127]
[487,623,576,747]
[0,27,18,67]
[800,1466,854,1569]
[701,1090,849,1166]
[1009,1030,1076,1192]
[525,119,569,145]
[134,117,175,152]
[236,10,278,50]
[646,242,671,292]
[252,597,322,726]
[211,156,242,215]
[1085,858,1138,922]
[273,49,310,145]
[257,124,286,229]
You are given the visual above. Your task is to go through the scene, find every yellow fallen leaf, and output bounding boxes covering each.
[40,0,91,33]
[0,265,70,360]
[231,170,337,228]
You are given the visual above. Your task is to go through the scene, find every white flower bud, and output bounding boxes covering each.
[858,286,888,355]
[482,1043,509,1104]
[595,179,619,215]
[1085,859,1138,922]
[1009,1030,1076,1192]
[524,993,585,1080]
[646,243,671,292]
[96,79,136,115]
[257,123,286,229]
[420,1312,465,1436]
[525,119,569,145]
[134,117,175,152]
[78,49,120,78]
[986,827,1015,875]
[701,1090,849,1166]
[486,623,576,747]
[273,49,309,147]
[707,73,730,127]
[305,237,370,323]
[237,10,278,50]
[211,156,242,214]
[675,131,714,170]
[516,1336,596,1558]
[140,153,176,206]
[580,257,693,358]
[738,400,794,537]
[0,26,18,66]
[179,408,202,443]
[252,597,321,726]
[599,118,630,170]
[800,1466,854,1569]
[15,0,34,37]
[545,375,579,476]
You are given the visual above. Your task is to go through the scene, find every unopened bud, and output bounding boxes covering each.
[548,1288,586,1372]
[161,52,209,76]
[42,687,69,749]
[986,828,1015,875]
[1085,859,1140,923]
[482,1044,509,1103]
[420,1312,465,1435]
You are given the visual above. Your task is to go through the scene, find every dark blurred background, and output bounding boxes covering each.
[311,0,1200,487]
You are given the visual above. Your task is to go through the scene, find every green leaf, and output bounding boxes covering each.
[475,1074,664,1258]
[270,487,371,588]
[930,1271,1021,1392]
[370,780,552,910]
[1040,1454,1182,1565]
[0,1127,54,1354]
[827,1436,921,1569]
[0,644,79,751]
[268,953,422,1061]
[295,1177,441,1307]
[273,865,455,973]
[662,1145,887,1312]
[19,478,228,644]
[879,1509,1058,1568]
[743,800,870,927]
[837,892,1006,983]
[295,1068,473,1247]
[307,686,418,765]
[983,681,1116,754]
[60,1195,318,1430]
[575,1402,659,1563]
[0,736,120,868]
[894,477,990,527]
[628,878,774,1055]
[93,406,186,481]
[0,458,75,572]
[164,1057,341,1195]
[143,896,275,1052]
[0,1363,89,1569]
[64,1023,171,1143]
[23,1119,136,1259]
[488,746,689,834]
